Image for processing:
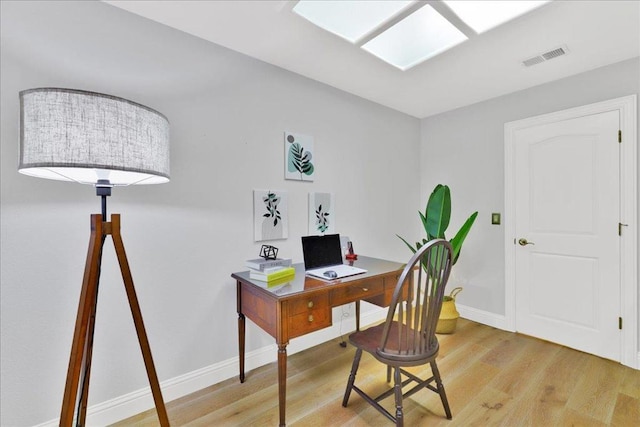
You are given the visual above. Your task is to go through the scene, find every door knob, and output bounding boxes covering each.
[518,238,535,246]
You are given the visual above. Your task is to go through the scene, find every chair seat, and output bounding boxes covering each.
[349,321,439,366]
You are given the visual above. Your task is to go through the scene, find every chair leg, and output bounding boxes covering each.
[386,365,392,383]
[342,348,362,407]
[430,360,452,419]
[393,367,404,427]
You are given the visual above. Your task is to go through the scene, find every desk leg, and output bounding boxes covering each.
[238,313,245,383]
[355,301,360,331]
[277,344,287,427]
[237,280,246,383]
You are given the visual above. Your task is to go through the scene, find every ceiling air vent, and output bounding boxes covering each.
[522,45,569,67]
[522,56,545,67]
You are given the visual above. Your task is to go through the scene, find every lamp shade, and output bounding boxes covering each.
[19,88,170,186]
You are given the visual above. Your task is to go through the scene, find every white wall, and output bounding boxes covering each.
[0,2,421,425]
[420,57,639,332]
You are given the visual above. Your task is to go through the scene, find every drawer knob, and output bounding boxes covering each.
[308,301,314,309]
[308,315,314,322]
[362,288,369,292]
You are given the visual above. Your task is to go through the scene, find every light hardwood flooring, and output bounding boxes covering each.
[113,319,640,426]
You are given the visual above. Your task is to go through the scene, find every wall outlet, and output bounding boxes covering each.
[491,213,501,225]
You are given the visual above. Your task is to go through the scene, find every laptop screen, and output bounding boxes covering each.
[301,234,343,270]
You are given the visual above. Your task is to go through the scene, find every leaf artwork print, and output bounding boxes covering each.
[263,192,281,227]
[254,190,288,241]
[285,132,315,181]
[315,204,329,233]
[308,192,334,235]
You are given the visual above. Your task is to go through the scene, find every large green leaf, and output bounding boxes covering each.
[419,210,429,236]
[396,235,417,254]
[425,185,450,239]
[449,211,478,264]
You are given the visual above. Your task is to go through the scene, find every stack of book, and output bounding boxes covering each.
[245,257,294,283]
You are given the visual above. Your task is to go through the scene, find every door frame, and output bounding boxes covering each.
[504,95,637,369]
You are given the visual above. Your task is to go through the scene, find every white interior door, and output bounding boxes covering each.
[513,110,621,361]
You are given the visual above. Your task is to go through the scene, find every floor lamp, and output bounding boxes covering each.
[19,88,171,426]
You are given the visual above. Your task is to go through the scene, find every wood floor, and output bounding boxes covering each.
[113,319,640,426]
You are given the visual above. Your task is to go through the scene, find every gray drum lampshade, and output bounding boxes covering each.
[19,88,170,186]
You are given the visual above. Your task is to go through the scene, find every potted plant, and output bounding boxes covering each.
[397,184,478,333]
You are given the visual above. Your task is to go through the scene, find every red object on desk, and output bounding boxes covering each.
[345,241,357,260]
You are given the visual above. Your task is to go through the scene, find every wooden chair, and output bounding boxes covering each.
[342,239,454,426]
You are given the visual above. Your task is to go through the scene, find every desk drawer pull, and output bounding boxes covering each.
[308,315,314,322]
[362,288,368,292]
[308,301,314,309]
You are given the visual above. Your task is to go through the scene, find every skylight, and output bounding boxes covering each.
[292,0,413,43]
[443,0,551,34]
[292,0,553,70]
[362,5,467,71]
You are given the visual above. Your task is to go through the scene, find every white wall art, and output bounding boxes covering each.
[308,192,335,235]
[285,131,314,181]
[254,190,288,241]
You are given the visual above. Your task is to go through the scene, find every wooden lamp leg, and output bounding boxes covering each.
[110,214,169,426]
[59,214,169,426]
[76,261,102,425]
[60,215,103,427]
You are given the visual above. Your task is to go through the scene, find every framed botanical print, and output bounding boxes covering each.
[254,190,288,241]
[285,131,314,182]
[308,192,335,235]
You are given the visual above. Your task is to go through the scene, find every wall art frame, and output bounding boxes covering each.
[308,192,335,235]
[285,131,314,182]
[254,189,288,241]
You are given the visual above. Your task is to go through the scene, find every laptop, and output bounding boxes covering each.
[301,234,367,280]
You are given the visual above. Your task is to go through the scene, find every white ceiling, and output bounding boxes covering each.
[104,1,640,118]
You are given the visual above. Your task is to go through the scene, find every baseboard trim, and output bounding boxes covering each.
[457,303,512,331]
[35,306,388,426]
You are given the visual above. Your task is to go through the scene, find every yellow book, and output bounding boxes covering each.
[249,266,295,282]
[265,275,295,289]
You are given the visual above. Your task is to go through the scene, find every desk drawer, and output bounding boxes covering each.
[287,294,331,338]
[288,308,331,338]
[364,274,403,307]
[289,294,329,315]
[330,278,384,306]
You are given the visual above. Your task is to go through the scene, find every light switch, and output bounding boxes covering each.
[491,213,501,225]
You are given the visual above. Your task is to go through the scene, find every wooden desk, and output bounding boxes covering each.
[233,256,404,427]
